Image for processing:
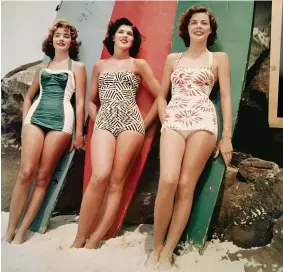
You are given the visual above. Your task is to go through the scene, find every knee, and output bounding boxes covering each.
[177,181,195,200]
[88,173,110,190]
[108,174,125,194]
[159,175,178,193]
[35,169,51,189]
[18,167,35,185]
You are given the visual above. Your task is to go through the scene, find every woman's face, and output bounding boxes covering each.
[113,24,134,51]
[53,27,72,52]
[188,12,211,43]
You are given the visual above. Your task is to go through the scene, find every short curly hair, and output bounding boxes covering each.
[42,19,81,60]
[103,18,142,57]
[179,6,218,47]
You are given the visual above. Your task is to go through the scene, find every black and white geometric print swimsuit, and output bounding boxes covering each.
[94,70,145,138]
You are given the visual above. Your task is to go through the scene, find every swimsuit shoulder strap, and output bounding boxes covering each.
[174,52,183,69]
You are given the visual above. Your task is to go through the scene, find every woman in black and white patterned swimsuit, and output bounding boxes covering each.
[72,18,160,249]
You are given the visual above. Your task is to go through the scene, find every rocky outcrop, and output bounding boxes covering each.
[1,62,41,132]
[228,215,283,271]
[248,24,271,70]
[250,53,270,96]
[213,165,283,248]
[126,154,283,250]
[238,158,280,182]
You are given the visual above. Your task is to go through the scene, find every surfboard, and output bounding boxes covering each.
[82,1,178,239]
[29,1,115,233]
[170,1,255,253]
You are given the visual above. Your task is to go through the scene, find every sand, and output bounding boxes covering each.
[1,211,263,272]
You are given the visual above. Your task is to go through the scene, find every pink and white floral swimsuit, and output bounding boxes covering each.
[161,51,218,139]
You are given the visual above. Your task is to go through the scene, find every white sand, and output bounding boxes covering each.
[1,212,254,272]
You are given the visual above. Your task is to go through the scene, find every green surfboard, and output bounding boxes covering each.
[28,1,115,233]
[170,1,255,253]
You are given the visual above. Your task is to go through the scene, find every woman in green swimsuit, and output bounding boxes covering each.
[3,19,86,244]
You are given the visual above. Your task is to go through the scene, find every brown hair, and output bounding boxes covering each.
[179,6,218,47]
[42,19,81,60]
[103,18,142,57]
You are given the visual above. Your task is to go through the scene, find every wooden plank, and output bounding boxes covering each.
[269,0,283,127]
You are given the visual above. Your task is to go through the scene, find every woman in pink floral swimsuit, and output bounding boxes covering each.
[146,6,233,269]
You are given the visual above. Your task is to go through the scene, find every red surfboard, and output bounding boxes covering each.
[83,1,177,239]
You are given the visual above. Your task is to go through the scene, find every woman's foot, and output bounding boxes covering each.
[144,247,164,268]
[84,239,98,249]
[158,251,175,271]
[11,232,25,244]
[2,229,16,243]
[71,237,86,248]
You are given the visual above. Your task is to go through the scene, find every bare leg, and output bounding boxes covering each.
[145,130,185,267]
[159,131,216,270]
[71,130,116,248]
[13,130,71,244]
[3,124,44,243]
[84,131,144,249]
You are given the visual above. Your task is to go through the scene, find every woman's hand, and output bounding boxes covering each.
[69,135,84,152]
[214,137,233,166]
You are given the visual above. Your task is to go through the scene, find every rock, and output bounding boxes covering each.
[223,166,238,190]
[231,152,253,168]
[272,215,283,253]
[275,170,283,182]
[250,53,270,96]
[1,62,41,130]
[248,24,271,70]
[253,2,272,30]
[3,60,42,79]
[213,158,283,248]
[238,158,280,182]
[227,215,283,271]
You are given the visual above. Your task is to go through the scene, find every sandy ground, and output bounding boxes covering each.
[1,141,283,272]
[0,212,264,272]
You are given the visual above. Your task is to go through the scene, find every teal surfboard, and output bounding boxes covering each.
[169,1,255,253]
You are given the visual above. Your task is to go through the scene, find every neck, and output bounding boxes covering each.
[112,46,131,60]
[187,41,208,57]
[53,51,70,62]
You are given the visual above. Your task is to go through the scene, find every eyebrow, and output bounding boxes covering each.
[54,32,70,35]
[119,28,133,32]
[190,19,209,22]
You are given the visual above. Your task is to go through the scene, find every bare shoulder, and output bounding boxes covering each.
[167,52,180,61]
[166,52,181,67]
[213,52,229,61]
[72,60,86,71]
[134,58,148,68]
[37,62,48,71]
[92,59,106,72]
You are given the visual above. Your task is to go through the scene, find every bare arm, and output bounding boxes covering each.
[87,61,101,123]
[136,59,160,130]
[69,62,86,151]
[158,54,175,124]
[214,52,233,166]
[22,64,45,122]
[218,53,233,139]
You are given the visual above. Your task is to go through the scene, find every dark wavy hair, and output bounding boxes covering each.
[42,19,81,60]
[179,6,218,47]
[103,18,142,57]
